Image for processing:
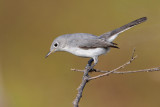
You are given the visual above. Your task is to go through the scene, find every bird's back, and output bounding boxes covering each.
[60,33,98,47]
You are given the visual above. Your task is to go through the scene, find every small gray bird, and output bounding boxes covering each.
[46,17,147,67]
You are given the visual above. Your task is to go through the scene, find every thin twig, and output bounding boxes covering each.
[113,67,160,74]
[88,55,137,80]
[131,48,136,59]
[71,48,137,72]
[72,49,137,106]
[71,67,160,74]
[73,65,91,107]
[72,48,160,107]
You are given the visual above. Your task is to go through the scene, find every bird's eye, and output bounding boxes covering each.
[54,43,58,47]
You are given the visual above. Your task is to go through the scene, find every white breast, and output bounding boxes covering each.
[63,47,109,58]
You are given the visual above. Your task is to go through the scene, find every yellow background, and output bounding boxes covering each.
[1,0,160,107]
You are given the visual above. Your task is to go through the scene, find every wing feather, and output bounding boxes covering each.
[79,39,119,49]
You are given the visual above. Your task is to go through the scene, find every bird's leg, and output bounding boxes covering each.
[90,57,98,69]
[88,58,94,66]
[86,57,98,71]
[85,58,94,70]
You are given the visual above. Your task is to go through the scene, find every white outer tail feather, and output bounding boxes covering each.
[107,27,131,42]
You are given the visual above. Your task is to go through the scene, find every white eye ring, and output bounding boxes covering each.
[54,43,58,47]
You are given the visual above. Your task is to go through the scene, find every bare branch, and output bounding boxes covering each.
[72,49,137,106]
[71,68,84,72]
[88,55,137,80]
[117,67,160,73]
[131,48,136,59]
[71,66,160,74]
[73,65,91,107]
[72,48,160,107]
[71,48,137,73]
[88,67,160,74]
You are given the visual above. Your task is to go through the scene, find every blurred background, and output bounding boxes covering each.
[1,0,160,107]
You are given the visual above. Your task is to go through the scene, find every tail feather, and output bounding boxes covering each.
[108,42,119,49]
[99,17,147,42]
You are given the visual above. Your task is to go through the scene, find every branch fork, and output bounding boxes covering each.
[72,49,160,107]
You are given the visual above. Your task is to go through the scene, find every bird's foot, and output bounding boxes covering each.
[85,64,91,70]
[85,64,96,72]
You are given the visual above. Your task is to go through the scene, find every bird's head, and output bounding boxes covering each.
[45,36,66,58]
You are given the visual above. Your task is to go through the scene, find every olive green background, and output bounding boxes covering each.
[1,0,160,107]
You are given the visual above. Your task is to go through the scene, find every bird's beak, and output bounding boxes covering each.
[45,50,55,58]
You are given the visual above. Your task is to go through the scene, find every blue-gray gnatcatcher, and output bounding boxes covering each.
[46,17,147,66]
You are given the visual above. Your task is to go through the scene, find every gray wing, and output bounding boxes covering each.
[99,17,147,42]
[79,38,119,49]
[66,33,118,49]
